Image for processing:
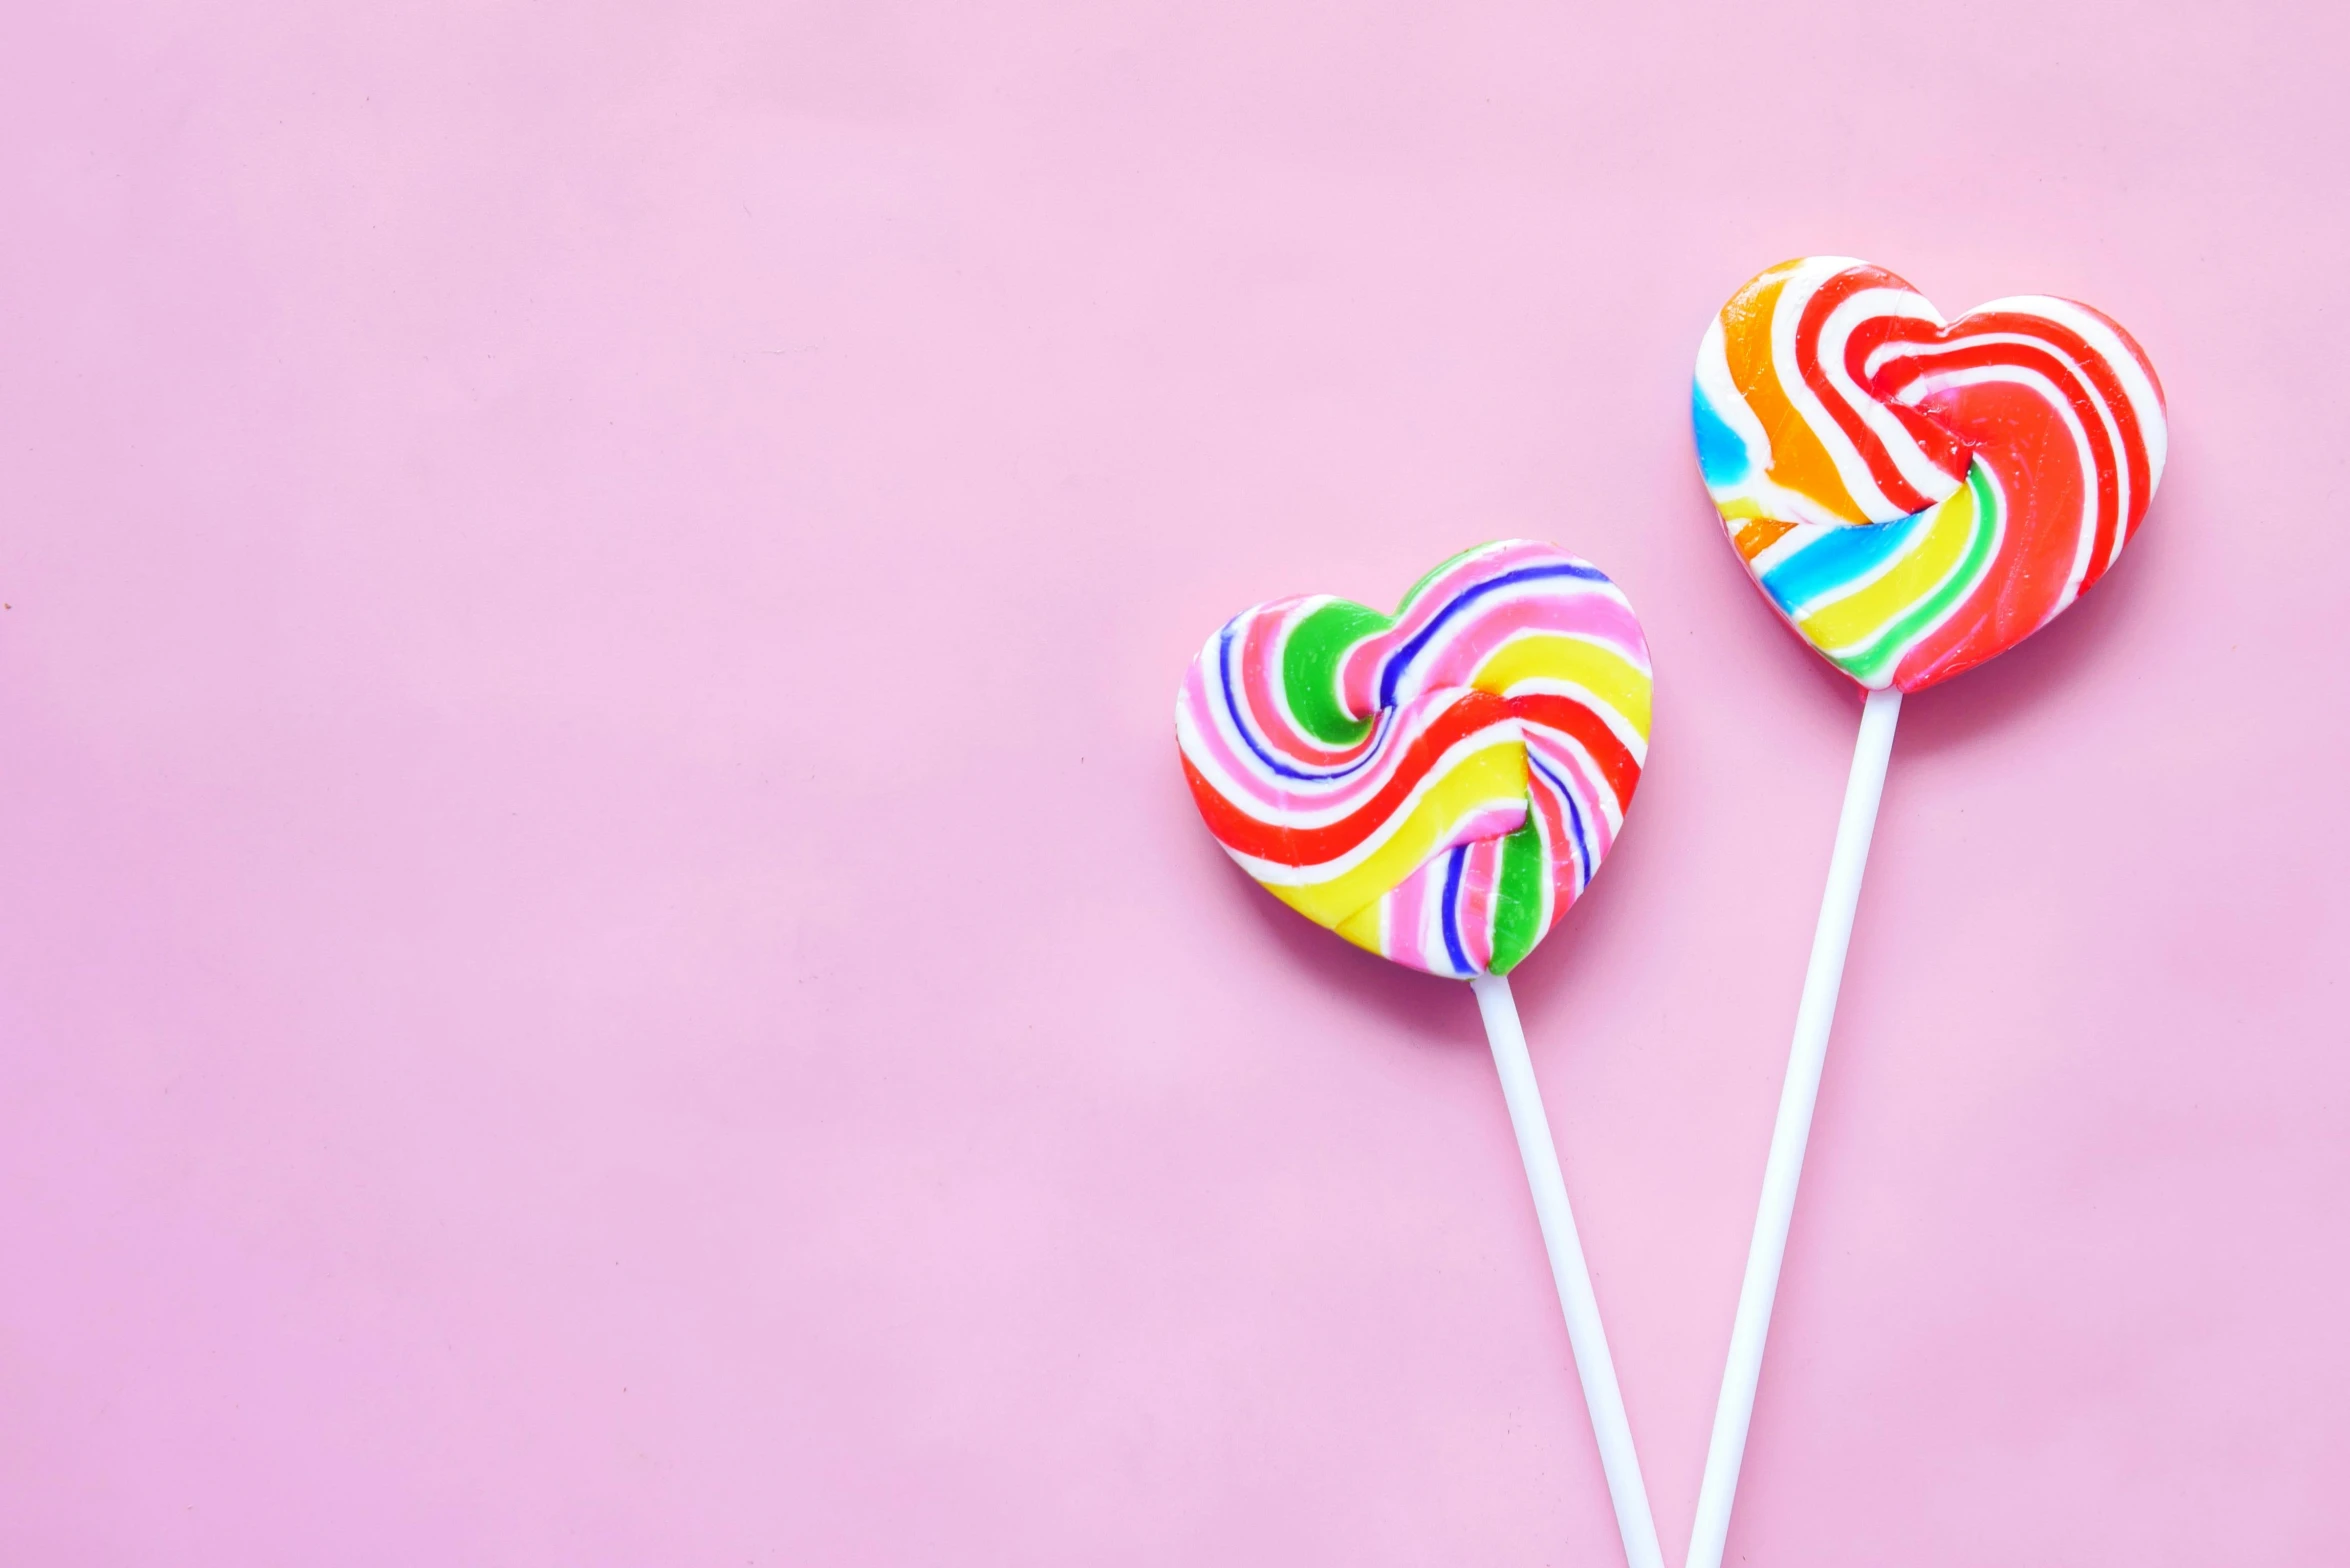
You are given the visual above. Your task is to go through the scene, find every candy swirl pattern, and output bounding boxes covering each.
[1176,542,1652,979]
[1693,256,2168,692]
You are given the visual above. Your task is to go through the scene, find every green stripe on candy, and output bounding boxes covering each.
[1283,545,1503,744]
[1281,598,1392,746]
[1395,543,1489,614]
[1839,461,2002,686]
[1486,815,1549,975]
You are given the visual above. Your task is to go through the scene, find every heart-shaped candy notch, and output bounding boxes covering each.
[1693,257,2168,692]
[1175,542,1652,979]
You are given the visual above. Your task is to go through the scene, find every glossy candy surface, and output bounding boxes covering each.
[1694,257,2168,692]
[1176,542,1651,979]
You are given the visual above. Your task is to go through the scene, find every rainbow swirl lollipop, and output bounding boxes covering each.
[1681,257,2169,1568]
[1176,540,1652,978]
[1174,539,1666,1568]
[1694,256,2167,691]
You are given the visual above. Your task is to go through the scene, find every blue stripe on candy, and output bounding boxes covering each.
[1692,382,1750,487]
[1531,755,1591,894]
[1759,504,1936,615]
[1439,843,1472,975]
[1218,619,1386,784]
[1377,560,1608,710]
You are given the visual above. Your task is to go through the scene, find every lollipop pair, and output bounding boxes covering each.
[1176,257,2167,1566]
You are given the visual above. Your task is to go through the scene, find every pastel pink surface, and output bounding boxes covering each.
[2,2,2346,1563]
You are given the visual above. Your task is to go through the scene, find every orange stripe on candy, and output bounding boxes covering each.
[1733,517,1796,559]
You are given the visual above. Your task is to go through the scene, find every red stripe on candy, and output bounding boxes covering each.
[1181,689,1516,867]
[1507,694,1640,815]
[1794,266,1941,516]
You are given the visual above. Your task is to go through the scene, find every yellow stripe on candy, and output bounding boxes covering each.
[1263,736,1528,927]
[1470,635,1653,740]
[1796,475,1978,655]
[1331,897,1386,959]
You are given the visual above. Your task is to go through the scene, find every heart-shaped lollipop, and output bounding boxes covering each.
[1173,539,1669,1568]
[1692,256,2168,691]
[1175,540,1652,979]
[1679,258,2172,1568]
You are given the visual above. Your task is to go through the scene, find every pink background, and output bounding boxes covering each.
[4,1,2346,1562]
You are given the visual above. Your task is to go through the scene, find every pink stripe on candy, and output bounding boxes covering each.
[1526,768,1578,919]
[1236,601,1375,769]
[1385,863,1430,971]
[1334,541,1559,712]
[1180,659,1465,824]
[1459,836,1500,973]
[1526,727,1617,864]
[1401,593,1649,702]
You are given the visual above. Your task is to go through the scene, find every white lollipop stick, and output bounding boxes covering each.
[1472,973,1664,1568]
[1685,684,1903,1568]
